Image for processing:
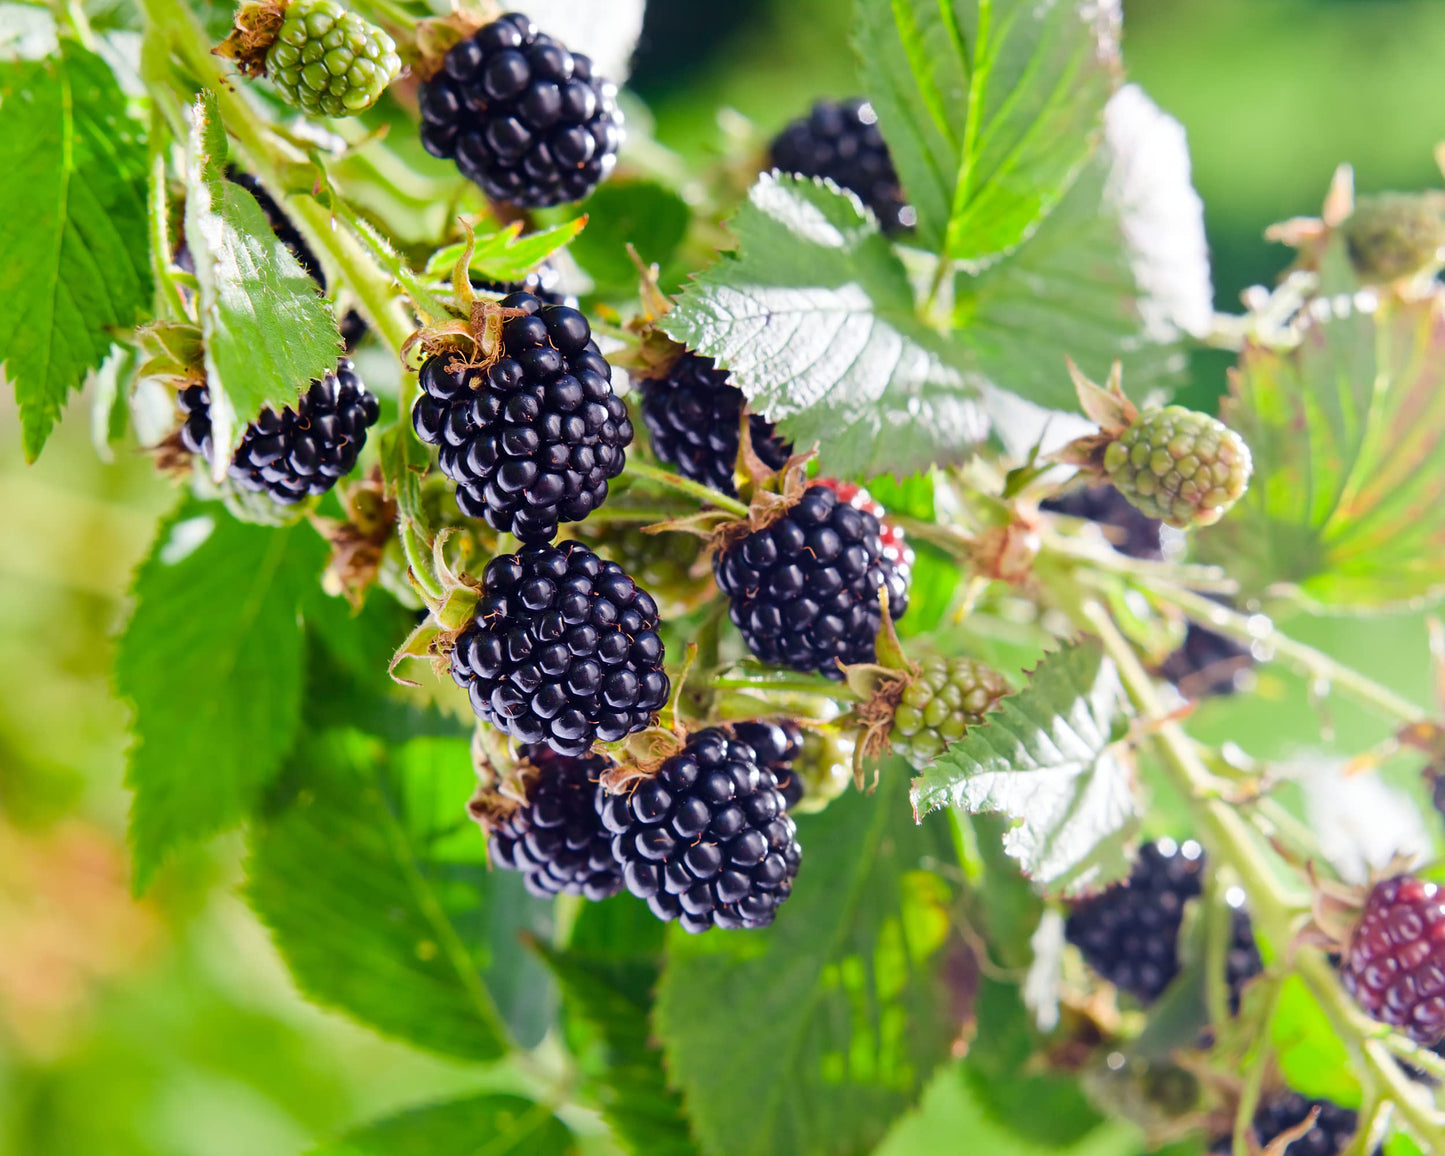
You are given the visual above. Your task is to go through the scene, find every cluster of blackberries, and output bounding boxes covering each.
[177,360,379,505]
[419,12,624,208]
[1210,1093,1370,1156]
[714,480,912,678]
[1064,840,1205,1004]
[411,291,632,540]
[449,541,670,757]
[638,352,792,496]
[769,98,911,233]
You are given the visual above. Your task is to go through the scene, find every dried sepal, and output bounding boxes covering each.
[213,0,287,77]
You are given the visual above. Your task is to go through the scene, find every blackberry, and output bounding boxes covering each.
[478,745,622,900]
[889,655,1010,765]
[449,540,669,756]
[1225,906,1264,1015]
[769,98,911,234]
[730,719,805,810]
[713,480,912,679]
[638,353,791,496]
[411,292,632,540]
[1158,622,1253,699]
[597,727,802,932]
[1209,1093,1366,1156]
[1040,482,1164,561]
[1064,840,1204,1004]
[265,0,401,117]
[578,521,710,618]
[177,359,379,504]
[1340,874,1445,1044]
[419,12,624,209]
[1104,406,1252,529]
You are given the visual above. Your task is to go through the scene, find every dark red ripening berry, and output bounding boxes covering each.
[769,98,911,233]
[1340,874,1445,1044]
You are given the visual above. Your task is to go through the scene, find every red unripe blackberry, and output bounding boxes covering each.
[411,291,632,540]
[597,727,802,933]
[1209,1093,1368,1156]
[1064,840,1204,1004]
[450,541,670,756]
[729,719,805,810]
[1341,874,1445,1044]
[419,12,624,208]
[481,746,622,900]
[769,99,911,234]
[177,359,379,505]
[713,480,912,679]
[638,353,791,497]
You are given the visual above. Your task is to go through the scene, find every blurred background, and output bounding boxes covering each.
[3,0,1445,1152]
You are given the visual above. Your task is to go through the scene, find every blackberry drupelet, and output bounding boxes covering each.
[769,98,911,233]
[597,727,802,932]
[1209,1093,1368,1156]
[1340,874,1445,1044]
[1040,482,1164,561]
[449,541,669,756]
[480,746,622,900]
[730,719,805,810]
[177,359,379,504]
[638,353,791,496]
[419,11,624,208]
[713,480,912,678]
[1064,840,1205,1004]
[411,291,632,540]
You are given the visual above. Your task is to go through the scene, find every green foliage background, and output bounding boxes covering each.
[2,0,1445,1152]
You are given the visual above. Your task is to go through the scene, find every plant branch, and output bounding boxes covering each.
[624,459,750,518]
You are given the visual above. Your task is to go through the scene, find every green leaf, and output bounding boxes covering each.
[307,1093,576,1155]
[424,216,589,284]
[955,85,1211,420]
[1270,975,1360,1107]
[654,770,960,1156]
[0,43,150,461]
[853,0,1120,259]
[565,181,690,293]
[248,730,559,1061]
[183,90,340,465]
[117,502,326,887]
[662,174,986,478]
[910,639,1138,896]
[1204,293,1445,608]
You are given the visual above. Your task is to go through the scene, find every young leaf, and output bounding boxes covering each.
[307,1093,575,1155]
[0,43,150,461]
[183,90,340,466]
[662,173,987,478]
[117,502,326,888]
[910,639,1138,896]
[566,182,690,293]
[248,730,557,1061]
[1204,293,1445,608]
[654,770,960,1156]
[423,216,589,284]
[853,0,1121,260]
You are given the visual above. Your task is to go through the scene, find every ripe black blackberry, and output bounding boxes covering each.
[1064,840,1204,1004]
[769,98,911,234]
[411,292,632,540]
[177,359,379,504]
[638,353,791,497]
[477,746,622,900]
[1225,905,1264,1015]
[419,12,624,208]
[1209,1093,1368,1156]
[449,541,669,756]
[597,727,802,932]
[1040,482,1163,561]
[730,719,805,810]
[1158,622,1253,699]
[713,480,911,678]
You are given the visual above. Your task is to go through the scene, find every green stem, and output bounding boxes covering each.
[577,507,678,525]
[624,459,750,518]
[1040,526,1242,594]
[710,674,854,699]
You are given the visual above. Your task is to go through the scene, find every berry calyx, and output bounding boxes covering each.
[264,0,400,118]
[1103,406,1252,529]
[418,12,624,209]
[713,479,912,678]
[769,99,912,234]
[597,727,802,932]
[1064,839,1205,1004]
[638,352,791,497]
[471,745,622,900]
[177,358,380,505]
[411,292,632,541]
[1340,874,1445,1044]
[449,540,670,757]
[887,655,1010,765]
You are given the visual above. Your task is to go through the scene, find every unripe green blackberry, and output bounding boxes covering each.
[1103,406,1251,529]
[889,656,1010,765]
[265,0,400,118]
[1344,192,1445,283]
